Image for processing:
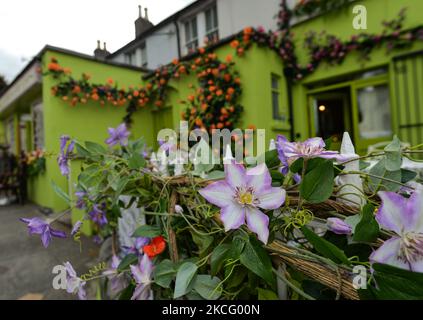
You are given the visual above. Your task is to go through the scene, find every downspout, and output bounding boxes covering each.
[174,20,182,59]
[284,68,295,141]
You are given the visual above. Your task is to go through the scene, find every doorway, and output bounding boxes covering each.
[310,88,352,150]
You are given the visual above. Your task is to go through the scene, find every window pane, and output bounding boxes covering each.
[185,22,191,41]
[191,18,198,38]
[272,92,281,120]
[357,84,392,139]
[271,75,279,90]
[213,6,218,28]
[205,9,212,31]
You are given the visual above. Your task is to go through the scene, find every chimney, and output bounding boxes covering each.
[135,5,154,38]
[93,40,110,60]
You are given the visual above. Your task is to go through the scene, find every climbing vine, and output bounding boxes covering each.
[46,0,422,126]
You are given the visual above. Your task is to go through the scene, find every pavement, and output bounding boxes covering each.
[0,204,99,300]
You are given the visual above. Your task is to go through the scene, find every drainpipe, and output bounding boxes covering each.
[284,68,295,141]
[174,20,182,59]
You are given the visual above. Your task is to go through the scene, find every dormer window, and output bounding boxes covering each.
[205,5,219,43]
[184,17,198,54]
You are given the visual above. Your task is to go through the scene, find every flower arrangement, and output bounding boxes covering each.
[23,149,46,177]
[20,123,423,300]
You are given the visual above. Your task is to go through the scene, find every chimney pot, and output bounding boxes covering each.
[103,42,107,51]
[97,40,101,49]
[138,5,142,18]
[144,8,149,21]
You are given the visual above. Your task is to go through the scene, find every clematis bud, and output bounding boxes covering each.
[327,218,352,235]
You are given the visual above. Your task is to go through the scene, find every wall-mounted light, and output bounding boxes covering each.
[318,105,326,112]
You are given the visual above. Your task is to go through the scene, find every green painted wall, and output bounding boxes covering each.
[30,50,154,223]
[288,0,423,153]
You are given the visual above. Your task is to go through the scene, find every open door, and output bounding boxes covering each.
[309,88,352,151]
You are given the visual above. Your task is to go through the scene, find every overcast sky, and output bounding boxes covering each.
[0,0,194,82]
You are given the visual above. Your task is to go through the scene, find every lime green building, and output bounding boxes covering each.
[0,0,422,216]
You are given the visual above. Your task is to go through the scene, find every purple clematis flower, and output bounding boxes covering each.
[130,254,154,300]
[105,123,130,147]
[276,135,346,174]
[64,261,87,300]
[57,135,75,177]
[327,218,352,235]
[199,162,286,244]
[75,191,88,210]
[370,190,423,272]
[71,220,83,236]
[20,217,66,248]
[88,204,108,227]
[123,237,150,256]
[103,255,128,294]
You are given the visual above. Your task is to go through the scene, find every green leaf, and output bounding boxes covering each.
[258,288,279,300]
[210,244,231,276]
[369,159,402,192]
[153,259,176,288]
[75,141,90,158]
[85,141,107,155]
[174,262,198,298]
[117,254,138,272]
[118,283,135,300]
[240,236,275,287]
[132,225,161,238]
[193,275,222,300]
[344,214,362,234]
[401,169,417,184]
[353,204,379,243]
[290,158,304,174]
[264,149,280,168]
[191,232,214,255]
[369,263,423,299]
[111,176,129,194]
[301,226,350,265]
[128,153,146,170]
[384,136,402,171]
[51,181,70,204]
[300,159,334,203]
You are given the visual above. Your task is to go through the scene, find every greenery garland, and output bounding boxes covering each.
[46,1,422,125]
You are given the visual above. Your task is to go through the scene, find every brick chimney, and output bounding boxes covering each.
[135,5,154,38]
[94,40,110,60]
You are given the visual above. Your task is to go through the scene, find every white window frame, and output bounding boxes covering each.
[184,16,199,54]
[205,4,219,43]
[32,102,45,150]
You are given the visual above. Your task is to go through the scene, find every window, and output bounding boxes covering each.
[5,117,15,154]
[32,102,45,150]
[140,43,148,68]
[271,74,284,120]
[124,50,137,66]
[184,17,198,53]
[357,84,392,139]
[205,5,219,43]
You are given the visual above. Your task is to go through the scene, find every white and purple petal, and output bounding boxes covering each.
[370,237,409,271]
[377,192,409,234]
[245,206,270,244]
[257,187,286,210]
[224,162,247,189]
[199,181,234,208]
[220,203,245,231]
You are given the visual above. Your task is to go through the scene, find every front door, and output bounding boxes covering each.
[309,89,352,151]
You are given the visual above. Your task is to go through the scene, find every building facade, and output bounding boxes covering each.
[0,0,421,221]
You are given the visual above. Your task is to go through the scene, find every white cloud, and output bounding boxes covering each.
[0,0,195,81]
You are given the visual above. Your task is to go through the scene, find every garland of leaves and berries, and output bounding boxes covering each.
[46,48,244,132]
[230,1,423,80]
[47,1,422,125]
[292,0,352,17]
